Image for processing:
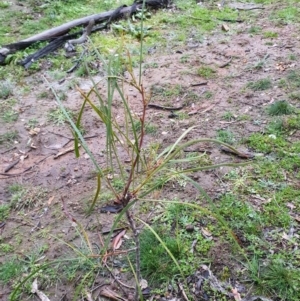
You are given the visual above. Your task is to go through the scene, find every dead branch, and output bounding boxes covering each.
[0,0,168,66]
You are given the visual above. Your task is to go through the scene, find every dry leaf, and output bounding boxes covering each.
[31,279,51,301]
[222,24,229,31]
[112,229,126,251]
[100,287,126,301]
[29,128,41,136]
[201,227,212,238]
[47,196,55,205]
[140,279,148,289]
[231,287,241,301]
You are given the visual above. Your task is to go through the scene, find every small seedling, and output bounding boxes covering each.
[267,100,294,116]
[216,129,235,144]
[247,78,272,91]
[26,118,39,129]
[222,111,235,121]
[288,92,300,100]
[263,31,278,38]
[260,260,300,300]
[0,131,18,145]
[0,80,13,99]
[9,184,47,209]
[0,258,22,284]
[197,66,216,79]
[248,26,262,34]
[47,108,75,125]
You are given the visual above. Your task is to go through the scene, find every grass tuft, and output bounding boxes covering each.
[267,100,294,116]
[197,66,216,79]
[247,78,272,91]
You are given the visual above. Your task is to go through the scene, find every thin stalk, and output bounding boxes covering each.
[122,84,147,203]
[138,0,147,86]
[126,209,141,301]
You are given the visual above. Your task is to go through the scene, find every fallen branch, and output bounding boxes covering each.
[0,0,168,66]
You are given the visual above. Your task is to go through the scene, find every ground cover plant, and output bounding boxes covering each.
[1,0,300,300]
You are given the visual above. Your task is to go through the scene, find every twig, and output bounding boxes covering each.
[220,146,254,159]
[66,49,87,73]
[126,210,141,301]
[217,18,243,23]
[0,154,52,177]
[53,144,81,159]
[4,159,20,173]
[103,262,128,295]
[190,81,208,87]
[0,146,16,154]
[218,57,232,68]
[147,103,184,111]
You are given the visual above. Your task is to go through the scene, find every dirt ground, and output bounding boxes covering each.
[1,1,300,300]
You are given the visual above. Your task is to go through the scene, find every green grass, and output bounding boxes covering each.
[247,78,272,91]
[267,100,294,116]
[263,31,278,38]
[255,260,300,300]
[0,258,22,284]
[0,131,18,145]
[0,1,10,9]
[139,227,182,284]
[47,107,75,125]
[216,129,235,144]
[0,204,10,221]
[8,184,47,209]
[139,202,212,285]
[197,66,216,79]
[0,80,13,99]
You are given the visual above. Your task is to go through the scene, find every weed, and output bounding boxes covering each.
[218,194,263,236]
[0,258,22,284]
[247,78,272,91]
[273,7,299,23]
[134,120,158,134]
[180,55,190,63]
[284,115,300,130]
[176,111,189,120]
[9,184,47,209]
[0,243,14,253]
[37,91,50,99]
[47,107,75,125]
[144,62,158,69]
[0,80,13,99]
[263,31,278,38]
[222,111,235,121]
[197,66,216,79]
[0,131,18,145]
[26,118,39,129]
[203,91,213,99]
[1,109,18,123]
[288,91,300,100]
[260,261,300,299]
[0,1,10,8]
[277,79,288,88]
[111,177,125,192]
[216,129,235,144]
[248,26,262,34]
[266,119,285,135]
[112,21,153,40]
[0,204,10,221]
[288,54,297,61]
[138,227,182,284]
[247,133,287,153]
[287,70,300,88]
[267,100,294,116]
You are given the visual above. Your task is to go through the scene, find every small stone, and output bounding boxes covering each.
[186,224,194,232]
